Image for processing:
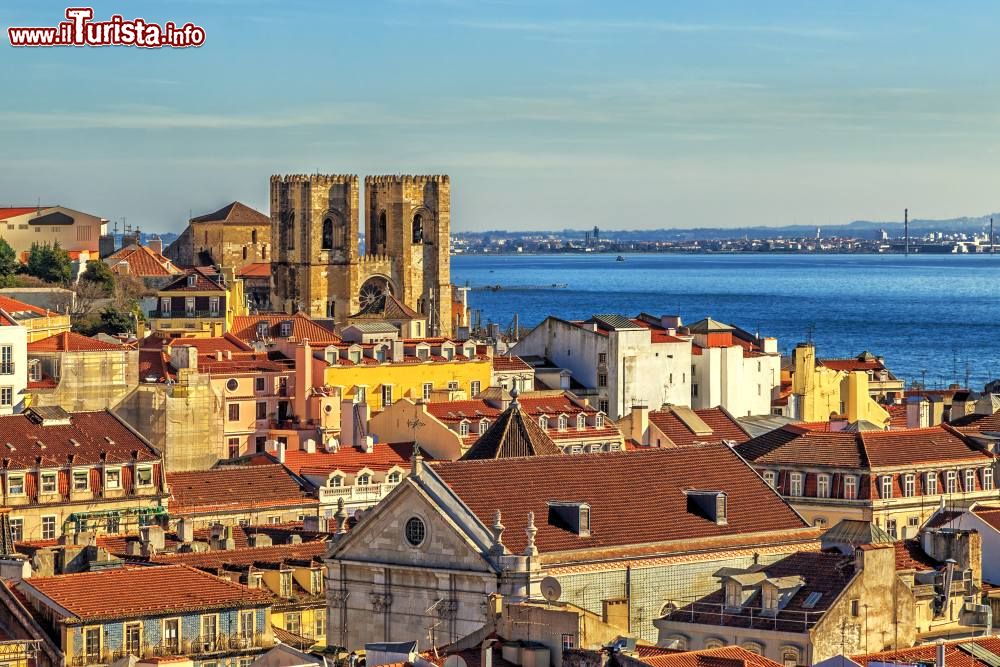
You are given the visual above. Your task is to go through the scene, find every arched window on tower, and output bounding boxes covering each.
[322,218,334,250]
[412,214,424,244]
[373,212,387,252]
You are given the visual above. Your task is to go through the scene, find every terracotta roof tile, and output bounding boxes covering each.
[431,443,810,555]
[491,356,532,372]
[633,646,783,667]
[190,202,270,226]
[21,564,272,621]
[280,443,418,477]
[106,244,181,277]
[893,539,941,571]
[230,313,341,345]
[852,636,1000,667]
[27,331,123,353]
[167,464,317,515]
[971,505,1000,532]
[237,262,271,278]
[0,295,55,318]
[461,402,562,460]
[160,267,227,292]
[148,540,328,569]
[649,407,750,447]
[0,207,42,220]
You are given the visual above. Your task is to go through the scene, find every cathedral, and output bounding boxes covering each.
[270,174,453,336]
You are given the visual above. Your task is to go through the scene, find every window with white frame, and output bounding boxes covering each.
[239,610,255,640]
[984,467,995,491]
[577,414,586,429]
[881,475,893,499]
[41,515,56,539]
[447,381,459,391]
[422,383,432,400]
[598,373,607,387]
[789,472,803,497]
[844,475,857,500]
[314,613,326,639]
[381,384,393,407]
[84,626,101,662]
[538,416,548,430]
[209,296,220,316]
[965,469,977,492]
[0,346,13,375]
[200,614,218,650]
[596,414,605,428]
[356,473,371,486]
[0,387,12,407]
[28,360,41,382]
[6,474,24,496]
[926,471,938,495]
[459,421,470,436]
[9,517,22,542]
[72,469,89,491]
[598,400,609,414]
[136,466,153,487]
[763,470,776,489]
[903,474,915,497]
[185,296,196,315]
[470,381,481,396]
[479,418,490,433]
[946,470,958,494]
[817,473,831,499]
[105,468,121,490]
[386,471,401,485]
[558,415,568,430]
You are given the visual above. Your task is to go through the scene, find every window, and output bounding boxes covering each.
[200,614,218,650]
[255,436,266,453]
[598,400,609,414]
[558,415,568,430]
[6,474,24,496]
[256,401,267,420]
[781,647,800,667]
[965,469,977,492]
[228,403,240,421]
[254,377,266,393]
[459,422,469,437]
[328,475,343,487]
[0,387,12,407]
[285,611,301,635]
[471,381,481,396]
[0,346,12,374]
[844,475,857,500]
[789,472,803,497]
[741,643,763,656]
[381,384,393,407]
[105,468,121,490]
[228,438,240,459]
[886,518,897,539]
[356,473,370,486]
[163,619,180,654]
[817,474,830,499]
[41,515,56,539]
[598,373,607,387]
[904,474,915,497]
[322,217,334,250]
[405,516,426,547]
[160,297,171,315]
[704,639,725,650]
[72,469,89,491]
[422,383,432,400]
[598,352,607,365]
[479,418,490,433]
[849,599,860,617]
[387,471,401,485]
[802,592,823,609]
[209,296,220,316]
[269,516,281,525]
[240,610,255,640]
[136,466,153,487]
[762,584,777,610]
[946,470,958,494]
[124,622,142,656]
[28,360,41,382]
[314,613,326,639]
[9,517,22,542]
[84,627,101,662]
[880,475,893,499]
[763,470,776,489]
[226,378,239,392]
[185,296,196,315]
[908,516,920,527]
[984,468,995,491]
[596,414,605,428]
[725,580,742,608]
[926,471,938,495]
[538,416,548,430]
[577,414,586,429]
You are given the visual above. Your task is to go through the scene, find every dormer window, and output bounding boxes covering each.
[310,569,324,595]
[136,466,153,487]
[186,274,196,288]
[965,469,977,492]
[279,320,293,337]
[328,475,343,487]
[479,418,490,433]
[356,473,371,486]
[983,468,994,491]
[539,416,548,430]
[725,580,742,609]
[6,474,24,496]
[558,415,568,431]
[459,421,470,437]
[946,470,958,494]
[595,414,605,428]
[349,350,362,364]
[256,321,270,339]
[279,571,292,597]
[880,475,893,499]
[686,490,728,525]
[577,414,586,430]
[72,469,89,492]
[386,471,401,485]
[28,360,41,382]
[547,501,591,537]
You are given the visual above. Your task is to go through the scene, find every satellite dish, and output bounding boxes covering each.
[540,576,562,603]
[444,656,467,667]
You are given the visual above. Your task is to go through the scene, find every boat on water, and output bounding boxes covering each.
[616,255,625,261]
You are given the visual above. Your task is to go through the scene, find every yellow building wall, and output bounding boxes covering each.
[323,360,492,411]
[270,606,326,646]
[792,344,890,426]
[23,314,71,343]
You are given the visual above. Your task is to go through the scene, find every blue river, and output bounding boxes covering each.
[452,253,1000,390]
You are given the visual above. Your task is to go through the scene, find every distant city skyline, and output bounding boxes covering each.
[2,1,999,234]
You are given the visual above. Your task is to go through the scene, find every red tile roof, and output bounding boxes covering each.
[430,443,811,556]
[852,636,1000,667]
[649,406,750,447]
[0,207,42,220]
[0,295,56,318]
[230,313,341,345]
[237,262,271,278]
[425,401,502,423]
[20,564,272,621]
[893,539,942,571]
[491,355,532,372]
[736,424,992,470]
[281,443,418,477]
[971,505,1000,533]
[634,646,783,667]
[167,464,317,515]
[160,267,226,292]
[106,244,181,277]
[0,410,159,468]
[952,411,1000,433]
[148,540,328,569]
[27,331,123,353]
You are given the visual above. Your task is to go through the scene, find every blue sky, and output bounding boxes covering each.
[1,0,998,233]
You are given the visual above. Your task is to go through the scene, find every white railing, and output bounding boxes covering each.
[318,481,400,505]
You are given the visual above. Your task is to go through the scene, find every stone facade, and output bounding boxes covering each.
[270,174,453,336]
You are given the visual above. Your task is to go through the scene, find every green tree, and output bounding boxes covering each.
[0,238,19,277]
[80,259,115,294]
[25,242,72,284]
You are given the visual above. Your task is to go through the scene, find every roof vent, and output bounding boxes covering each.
[686,489,728,526]
[4,443,14,452]
[547,501,591,537]
[69,438,80,447]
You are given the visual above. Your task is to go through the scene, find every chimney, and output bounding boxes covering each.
[148,237,163,254]
[391,340,404,362]
[247,532,272,548]
[359,435,374,454]
[276,440,286,464]
[177,518,194,543]
[630,403,649,446]
[907,396,930,429]
[215,350,223,361]
[303,438,316,454]
[303,515,326,532]
[209,524,235,551]
[762,337,778,354]
[660,315,682,330]
[139,525,165,553]
[171,345,198,371]
[936,640,946,667]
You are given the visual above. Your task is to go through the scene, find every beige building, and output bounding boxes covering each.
[735,423,997,538]
[326,443,820,649]
[26,332,138,412]
[270,174,453,335]
[0,206,107,256]
[164,201,272,270]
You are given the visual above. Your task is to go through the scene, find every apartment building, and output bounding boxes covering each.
[0,206,107,256]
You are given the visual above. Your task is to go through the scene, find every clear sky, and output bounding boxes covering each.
[1,1,998,234]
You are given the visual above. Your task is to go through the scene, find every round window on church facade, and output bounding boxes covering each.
[404,517,426,547]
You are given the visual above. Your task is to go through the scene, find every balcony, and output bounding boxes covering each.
[148,310,223,319]
[71,632,273,666]
[318,481,400,505]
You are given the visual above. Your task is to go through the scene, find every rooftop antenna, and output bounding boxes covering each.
[904,208,909,257]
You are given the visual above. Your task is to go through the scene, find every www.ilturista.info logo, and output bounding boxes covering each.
[7,7,205,48]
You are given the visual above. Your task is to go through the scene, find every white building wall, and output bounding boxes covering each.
[0,324,28,415]
[692,345,780,417]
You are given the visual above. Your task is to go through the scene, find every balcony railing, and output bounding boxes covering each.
[71,632,272,666]
[148,310,223,319]
[319,481,400,505]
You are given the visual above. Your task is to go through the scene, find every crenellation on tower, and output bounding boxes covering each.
[269,172,452,335]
